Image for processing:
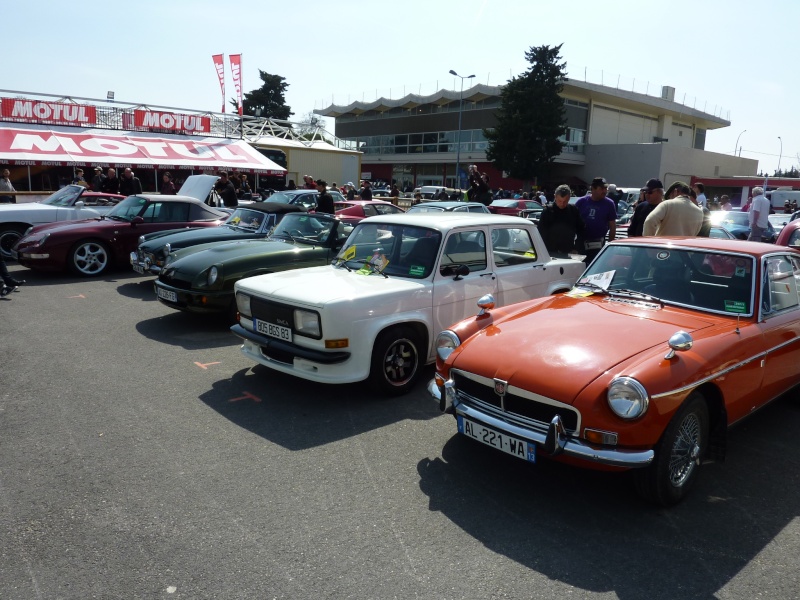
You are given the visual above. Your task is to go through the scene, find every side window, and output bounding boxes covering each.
[787,229,800,248]
[141,202,159,222]
[440,230,487,273]
[763,256,800,314]
[363,205,377,217]
[492,228,538,267]
[468,205,487,213]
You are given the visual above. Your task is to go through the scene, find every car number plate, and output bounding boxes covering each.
[255,319,292,343]
[133,263,145,274]
[157,288,178,303]
[458,415,535,463]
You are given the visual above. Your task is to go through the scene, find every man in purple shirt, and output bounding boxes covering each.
[575,176,617,264]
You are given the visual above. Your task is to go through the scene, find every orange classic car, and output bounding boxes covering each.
[431,237,800,506]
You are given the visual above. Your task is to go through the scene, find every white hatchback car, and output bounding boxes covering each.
[231,213,585,395]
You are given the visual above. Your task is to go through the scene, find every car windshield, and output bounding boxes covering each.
[334,222,442,279]
[711,211,749,228]
[579,244,756,316]
[41,185,84,207]
[104,196,150,221]
[225,207,270,231]
[490,200,518,208]
[268,191,302,204]
[269,212,336,245]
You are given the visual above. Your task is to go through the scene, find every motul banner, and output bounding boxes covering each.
[0,125,286,175]
[212,54,226,113]
[1,98,97,126]
[229,54,243,116]
[133,110,211,134]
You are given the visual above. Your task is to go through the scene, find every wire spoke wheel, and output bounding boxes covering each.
[668,413,702,487]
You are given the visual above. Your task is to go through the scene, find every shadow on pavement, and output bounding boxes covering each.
[135,311,236,350]
[416,395,800,600]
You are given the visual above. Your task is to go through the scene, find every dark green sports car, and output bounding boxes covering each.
[153,212,353,320]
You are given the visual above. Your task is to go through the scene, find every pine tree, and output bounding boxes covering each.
[236,71,293,120]
[485,44,567,183]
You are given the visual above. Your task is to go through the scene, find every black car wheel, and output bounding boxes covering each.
[0,225,26,259]
[635,392,709,506]
[69,240,110,277]
[369,327,422,396]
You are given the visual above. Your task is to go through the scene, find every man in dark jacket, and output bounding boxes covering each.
[628,178,664,237]
[101,168,120,194]
[215,171,238,208]
[119,168,143,196]
[315,179,334,214]
[537,184,584,257]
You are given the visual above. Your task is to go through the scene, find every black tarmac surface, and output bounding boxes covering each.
[1,263,799,599]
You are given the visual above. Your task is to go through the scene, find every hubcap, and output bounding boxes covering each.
[668,413,701,487]
[74,243,108,274]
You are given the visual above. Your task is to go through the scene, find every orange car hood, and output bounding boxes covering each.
[450,296,717,404]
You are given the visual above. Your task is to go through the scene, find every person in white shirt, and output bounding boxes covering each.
[748,186,771,241]
[692,182,707,209]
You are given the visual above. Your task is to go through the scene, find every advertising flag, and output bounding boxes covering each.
[229,54,243,116]
[212,54,226,113]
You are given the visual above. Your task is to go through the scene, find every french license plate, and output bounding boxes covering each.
[255,319,292,342]
[458,415,535,463]
[157,287,178,303]
[132,263,145,274]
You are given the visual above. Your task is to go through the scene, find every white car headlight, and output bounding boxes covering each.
[208,265,219,286]
[138,235,146,244]
[607,377,649,419]
[236,292,252,318]
[436,330,461,361]
[294,309,320,337]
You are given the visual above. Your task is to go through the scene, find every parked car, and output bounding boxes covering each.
[710,210,777,243]
[267,188,345,211]
[131,202,306,275]
[768,213,791,234]
[0,186,125,259]
[406,201,490,214]
[431,236,800,506]
[13,176,227,276]
[153,212,354,321]
[230,214,585,395]
[334,200,404,225]
[487,199,544,217]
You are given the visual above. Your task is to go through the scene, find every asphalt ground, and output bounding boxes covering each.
[1,262,799,600]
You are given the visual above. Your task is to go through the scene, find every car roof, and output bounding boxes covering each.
[359,213,530,230]
[610,235,796,258]
[129,194,229,217]
[413,201,485,209]
[336,200,395,206]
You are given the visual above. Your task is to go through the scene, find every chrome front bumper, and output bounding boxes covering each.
[429,378,654,468]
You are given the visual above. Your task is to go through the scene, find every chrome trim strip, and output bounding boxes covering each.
[651,352,764,398]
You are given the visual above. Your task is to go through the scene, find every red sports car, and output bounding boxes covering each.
[487,199,544,217]
[13,194,227,276]
[334,200,404,225]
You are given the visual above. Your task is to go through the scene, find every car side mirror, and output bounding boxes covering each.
[439,263,470,280]
[131,216,145,226]
[75,200,85,208]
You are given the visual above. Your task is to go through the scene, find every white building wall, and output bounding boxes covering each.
[668,122,694,148]
[589,104,658,145]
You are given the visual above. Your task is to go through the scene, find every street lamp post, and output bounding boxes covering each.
[734,130,746,155]
[778,136,783,175]
[449,69,475,190]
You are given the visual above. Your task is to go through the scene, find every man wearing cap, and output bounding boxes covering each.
[628,179,664,237]
[315,179,334,214]
[643,182,703,237]
[575,176,617,264]
[359,180,373,201]
[748,186,770,241]
[91,167,106,192]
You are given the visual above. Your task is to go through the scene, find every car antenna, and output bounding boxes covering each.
[735,313,741,335]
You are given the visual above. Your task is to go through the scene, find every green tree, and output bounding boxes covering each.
[233,70,293,120]
[484,44,567,183]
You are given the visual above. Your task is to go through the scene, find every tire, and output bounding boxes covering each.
[369,327,422,396]
[0,225,26,259]
[69,240,110,277]
[635,392,709,506]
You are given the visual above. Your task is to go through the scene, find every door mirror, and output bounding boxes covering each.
[131,216,145,225]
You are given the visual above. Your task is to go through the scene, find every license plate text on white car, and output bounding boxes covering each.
[255,319,292,342]
[157,288,177,303]
[458,415,536,462]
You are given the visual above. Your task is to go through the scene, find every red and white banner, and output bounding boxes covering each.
[0,125,286,175]
[133,110,211,134]
[229,54,243,116]
[212,54,226,113]
[1,98,97,126]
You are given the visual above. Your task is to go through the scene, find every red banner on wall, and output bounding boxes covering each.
[1,98,97,126]
[229,54,243,116]
[212,54,225,113]
[133,110,211,134]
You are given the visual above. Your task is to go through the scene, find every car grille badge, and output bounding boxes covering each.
[494,378,508,411]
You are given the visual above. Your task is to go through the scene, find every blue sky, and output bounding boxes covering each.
[6,0,795,176]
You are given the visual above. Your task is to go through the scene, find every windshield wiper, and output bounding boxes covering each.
[574,280,609,295]
[608,288,664,306]
[332,256,352,271]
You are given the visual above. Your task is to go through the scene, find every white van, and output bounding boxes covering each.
[767,189,800,211]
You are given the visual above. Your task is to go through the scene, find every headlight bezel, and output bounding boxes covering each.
[435,330,461,361]
[235,292,252,318]
[607,377,649,420]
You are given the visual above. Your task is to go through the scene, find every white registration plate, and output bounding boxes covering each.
[255,319,292,342]
[132,263,145,274]
[157,288,178,303]
[458,415,535,463]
